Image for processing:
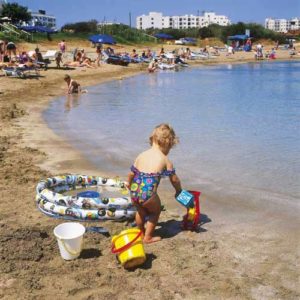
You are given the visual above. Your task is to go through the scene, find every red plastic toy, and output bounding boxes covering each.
[182,190,201,231]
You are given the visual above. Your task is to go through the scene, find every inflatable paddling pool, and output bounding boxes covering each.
[36,175,136,221]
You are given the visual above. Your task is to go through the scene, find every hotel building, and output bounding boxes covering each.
[28,10,56,29]
[265,17,300,33]
[136,11,231,30]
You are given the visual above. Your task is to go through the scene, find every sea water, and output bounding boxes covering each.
[44,61,300,207]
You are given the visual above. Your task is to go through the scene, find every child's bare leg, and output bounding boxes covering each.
[135,205,147,235]
[142,194,162,243]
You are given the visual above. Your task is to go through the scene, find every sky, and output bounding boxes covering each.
[9,0,300,28]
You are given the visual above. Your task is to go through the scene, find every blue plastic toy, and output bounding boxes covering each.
[77,191,100,198]
[176,190,194,208]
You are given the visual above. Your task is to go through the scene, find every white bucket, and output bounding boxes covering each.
[53,222,85,260]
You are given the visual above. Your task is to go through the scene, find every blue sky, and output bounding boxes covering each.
[11,0,300,28]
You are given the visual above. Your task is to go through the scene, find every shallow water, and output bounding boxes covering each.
[44,61,300,207]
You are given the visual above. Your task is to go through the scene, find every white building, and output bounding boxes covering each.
[290,17,300,31]
[136,11,231,30]
[28,10,56,29]
[265,17,300,33]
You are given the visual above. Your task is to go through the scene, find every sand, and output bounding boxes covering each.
[0,41,299,300]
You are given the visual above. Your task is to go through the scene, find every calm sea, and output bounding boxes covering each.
[44,61,300,207]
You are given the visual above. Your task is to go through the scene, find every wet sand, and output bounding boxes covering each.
[0,42,299,299]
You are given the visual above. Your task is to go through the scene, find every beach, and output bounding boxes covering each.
[0,42,299,299]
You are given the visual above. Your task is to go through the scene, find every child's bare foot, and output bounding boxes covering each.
[143,236,161,244]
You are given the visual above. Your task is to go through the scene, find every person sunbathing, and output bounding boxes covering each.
[63,58,95,69]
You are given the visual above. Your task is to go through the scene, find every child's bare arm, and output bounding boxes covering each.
[166,158,182,195]
[169,174,182,195]
[126,171,134,189]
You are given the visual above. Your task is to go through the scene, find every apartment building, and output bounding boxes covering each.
[136,11,231,30]
[265,17,300,33]
[28,10,56,29]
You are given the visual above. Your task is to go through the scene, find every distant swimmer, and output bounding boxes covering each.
[64,74,87,94]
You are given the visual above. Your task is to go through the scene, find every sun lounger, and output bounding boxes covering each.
[43,50,59,61]
[106,55,130,66]
[190,52,209,60]
[2,66,40,78]
[35,60,50,70]
[102,51,130,66]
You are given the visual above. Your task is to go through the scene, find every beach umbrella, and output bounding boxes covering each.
[228,34,250,41]
[88,34,116,45]
[184,37,197,43]
[154,33,174,40]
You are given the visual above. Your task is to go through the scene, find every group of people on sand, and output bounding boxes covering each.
[0,42,50,70]
[63,48,96,69]
[254,43,278,60]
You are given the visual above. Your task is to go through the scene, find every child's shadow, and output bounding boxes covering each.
[156,213,212,238]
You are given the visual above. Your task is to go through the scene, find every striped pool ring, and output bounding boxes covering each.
[36,174,136,221]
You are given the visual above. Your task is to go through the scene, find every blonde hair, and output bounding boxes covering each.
[149,123,179,150]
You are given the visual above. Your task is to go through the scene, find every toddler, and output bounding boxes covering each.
[127,124,182,243]
[56,52,63,68]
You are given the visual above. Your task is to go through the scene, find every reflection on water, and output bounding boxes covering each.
[64,94,80,112]
[44,61,300,205]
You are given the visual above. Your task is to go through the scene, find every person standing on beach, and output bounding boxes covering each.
[95,45,102,67]
[58,40,66,53]
[55,52,63,68]
[127,124,182,243]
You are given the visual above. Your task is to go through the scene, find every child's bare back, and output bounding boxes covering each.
[134,146,172,174]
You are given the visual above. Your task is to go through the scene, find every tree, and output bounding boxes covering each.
[62,20,97,33]
[199,26,213,39]
[1,2,31,24]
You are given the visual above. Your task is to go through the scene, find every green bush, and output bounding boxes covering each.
[61,20,98,33]
[145,22,287,43]
[99,24,156,44]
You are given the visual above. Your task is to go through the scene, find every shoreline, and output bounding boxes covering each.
[18,64,144,175]
[19,54,299,177]
[1,46,299,299]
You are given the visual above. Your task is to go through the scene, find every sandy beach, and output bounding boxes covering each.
[0,41,299,300]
